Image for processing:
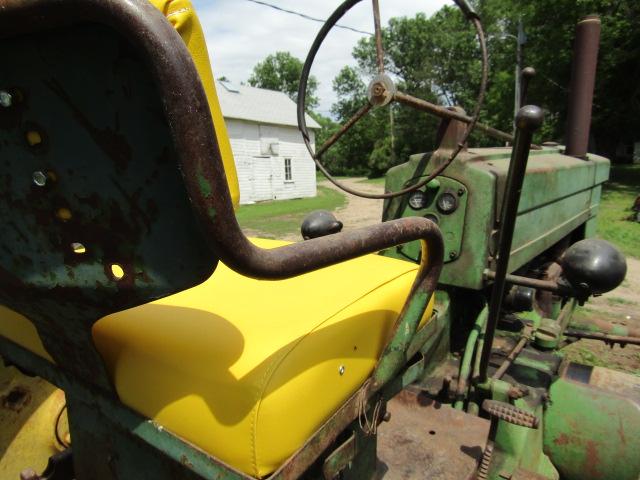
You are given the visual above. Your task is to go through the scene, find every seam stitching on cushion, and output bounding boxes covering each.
[323,268,418,322]
[250,349,289,477]
[251,268,418,476]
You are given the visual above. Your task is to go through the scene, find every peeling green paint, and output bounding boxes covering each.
[373,291,430,388]
[197,172,213,198]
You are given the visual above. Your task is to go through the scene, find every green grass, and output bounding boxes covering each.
[606,296,637,306]
[236,186,347,238]
[596,164,639,259]
[562,341,640,377]
[564,305,640,376]
[564,345,612,369]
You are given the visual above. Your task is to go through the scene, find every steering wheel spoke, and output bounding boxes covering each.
[315,102,373,158]
[372,0,385,74]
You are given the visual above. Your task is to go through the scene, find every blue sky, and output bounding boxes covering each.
[192,0,449,114]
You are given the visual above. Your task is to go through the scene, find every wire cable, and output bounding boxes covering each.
[244,0,373,36]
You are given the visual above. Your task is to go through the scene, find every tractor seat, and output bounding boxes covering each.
[0,238,433,478]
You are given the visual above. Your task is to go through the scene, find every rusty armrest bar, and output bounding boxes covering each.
[199,144,445,391]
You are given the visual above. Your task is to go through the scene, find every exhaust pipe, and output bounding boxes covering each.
[565,15,601,158]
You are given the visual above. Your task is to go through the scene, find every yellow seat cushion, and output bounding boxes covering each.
[0,239,432,477]
[92,239,432,477]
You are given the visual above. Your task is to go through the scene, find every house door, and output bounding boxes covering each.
[251,156,274,202]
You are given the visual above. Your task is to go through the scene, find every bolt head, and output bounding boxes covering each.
[0,90,12,108]
[367,73,396,107]
[372,83,385,96]
[338,365,345,376]
[32,171,47,187]
[20,469,39,480]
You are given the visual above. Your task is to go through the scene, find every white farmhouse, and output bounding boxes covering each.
[216,80,321,205]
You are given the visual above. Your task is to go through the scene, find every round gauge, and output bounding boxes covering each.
[436,191,458,214]
[424,213,439,225]
[408,191,428,210]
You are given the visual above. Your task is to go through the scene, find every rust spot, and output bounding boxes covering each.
[618,417,627,446]
[554,433,571,446]
[179,454,194,469]
[584,440,601,478]
[1,385,31,412]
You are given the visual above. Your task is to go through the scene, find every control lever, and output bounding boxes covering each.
[478,105,544,383]
[519,67,536,107]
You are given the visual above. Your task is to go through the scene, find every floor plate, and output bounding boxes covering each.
[378,390,489,480]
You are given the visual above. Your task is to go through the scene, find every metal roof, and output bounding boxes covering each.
[216,80,321,130]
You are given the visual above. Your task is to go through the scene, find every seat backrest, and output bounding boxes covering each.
[148,0,241,209]
[0,0,229,388]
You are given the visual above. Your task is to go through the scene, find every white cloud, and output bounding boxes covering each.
[194,0,450,115]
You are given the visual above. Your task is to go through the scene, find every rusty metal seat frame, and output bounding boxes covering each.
[0,1,443,478]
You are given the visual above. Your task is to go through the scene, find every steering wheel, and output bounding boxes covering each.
[297,0,495,200]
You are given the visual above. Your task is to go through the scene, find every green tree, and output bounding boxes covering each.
[330,0,640,171]
[489,0,640,158]
[248,51,320,110]
[326,66,392,176]
[308,111,341,173]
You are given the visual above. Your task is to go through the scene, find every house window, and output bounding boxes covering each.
[284,158,292,181]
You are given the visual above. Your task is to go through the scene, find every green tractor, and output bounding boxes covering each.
[0,1,637,480]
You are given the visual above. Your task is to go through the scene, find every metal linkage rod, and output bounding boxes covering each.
[484,270,576,296]
[492,335,527,380]
[564,330,640,346]
[519,67,536,107]
[478,105,544,383]
[394,91,515,145]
